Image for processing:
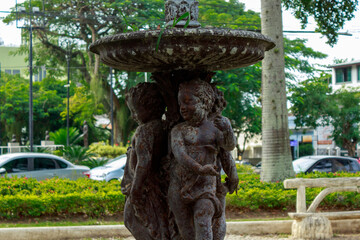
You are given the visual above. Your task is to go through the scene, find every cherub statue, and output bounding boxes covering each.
[209,85,239,240]
[169,79,236,240]
[121,82,170,240]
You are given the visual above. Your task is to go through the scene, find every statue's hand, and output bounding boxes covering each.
[198,164,218,176]
[225,176,239,194]
[214,116,226,131]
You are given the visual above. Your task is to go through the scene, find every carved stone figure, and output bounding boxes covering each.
[178,1,189,17]
[164,0,200,28]
[165,0,178,22]
[190,1,199,21]
[169,79,236,240]
[121,82,170,240]
[82,121,89,147]
[45,131,50,141]
[209,85,239,239]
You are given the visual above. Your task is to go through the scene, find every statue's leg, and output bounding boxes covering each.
[193,198,215,240]
[168,187,195,240]
[124,200,153,240]
[212,195,226,240]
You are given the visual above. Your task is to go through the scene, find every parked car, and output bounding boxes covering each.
[252,162,262,174]
[239,160,252,166]
[86,154,127,182]
[293,155,360,174]
[0,152,90,180]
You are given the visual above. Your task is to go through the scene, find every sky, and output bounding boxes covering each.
[1,0,359,67]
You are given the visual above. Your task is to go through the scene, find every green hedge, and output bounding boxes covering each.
[1,167,360,219]
[0,177,124,219]
[226,165,360,211]
[88,142,128,159]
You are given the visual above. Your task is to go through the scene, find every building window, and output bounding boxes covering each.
[358,65,360,82]
[12,70,20,75]
[335,67,352,83]
[5,69,11,74]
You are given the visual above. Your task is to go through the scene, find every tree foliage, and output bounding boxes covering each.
[283,0,358,46]
[1,0,337,149]
[212,39,326,158]
[0,74,65,144]
[289,75,360,157]
[199,0,260,30]
[49,127,81,146]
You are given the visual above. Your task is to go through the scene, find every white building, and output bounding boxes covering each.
[330,60,360,91]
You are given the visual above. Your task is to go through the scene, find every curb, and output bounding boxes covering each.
[0,220,359,240]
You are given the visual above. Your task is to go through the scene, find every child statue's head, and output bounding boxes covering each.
[178,79,215,124]
[126,82,165,124]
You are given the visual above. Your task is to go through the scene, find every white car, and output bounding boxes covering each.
[0,153,90,180]
[87,155,127,182]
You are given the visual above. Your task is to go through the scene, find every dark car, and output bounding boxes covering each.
[292,155,360,174]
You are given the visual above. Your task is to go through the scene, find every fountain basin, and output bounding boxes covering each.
[89,28,275,72]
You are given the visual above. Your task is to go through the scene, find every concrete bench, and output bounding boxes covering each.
[284,177,360,239]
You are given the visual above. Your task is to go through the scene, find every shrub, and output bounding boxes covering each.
[89,142,127,159]
[50,127,81,146]
[299,143,314,157]
[0,176,123,219]
[1,169,360,219]
[82,158,109,168]
[60,146,97,165]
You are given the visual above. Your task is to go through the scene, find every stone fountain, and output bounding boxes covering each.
[90,1,274,239]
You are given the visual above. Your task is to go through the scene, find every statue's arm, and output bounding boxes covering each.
[215,116,236,151]
[171,126,217,176]
[220,150,239,194]
[131,126,154,200]
[171,126,202,173]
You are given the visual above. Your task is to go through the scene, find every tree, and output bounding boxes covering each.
[3,0,262,145]
[282,0,358,46]
[289,76,360,157]
[60,86,110,144]
[260,0,358,182]
[208,3,327,161]
[3,0,164,145]
[213,65,262,159]
[260,0,295,182]
[0,74,29,143]
[0,74,66,144]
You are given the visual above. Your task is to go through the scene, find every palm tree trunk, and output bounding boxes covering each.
[260,0,294,182]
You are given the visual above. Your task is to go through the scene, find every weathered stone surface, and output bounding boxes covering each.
[292,216,333,240]
[89,28,275,72]
[165,0,200,28]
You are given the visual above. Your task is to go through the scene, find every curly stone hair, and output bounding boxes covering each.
[179,79,215,113]
[211,84,227,115]
[125,82,165,119]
